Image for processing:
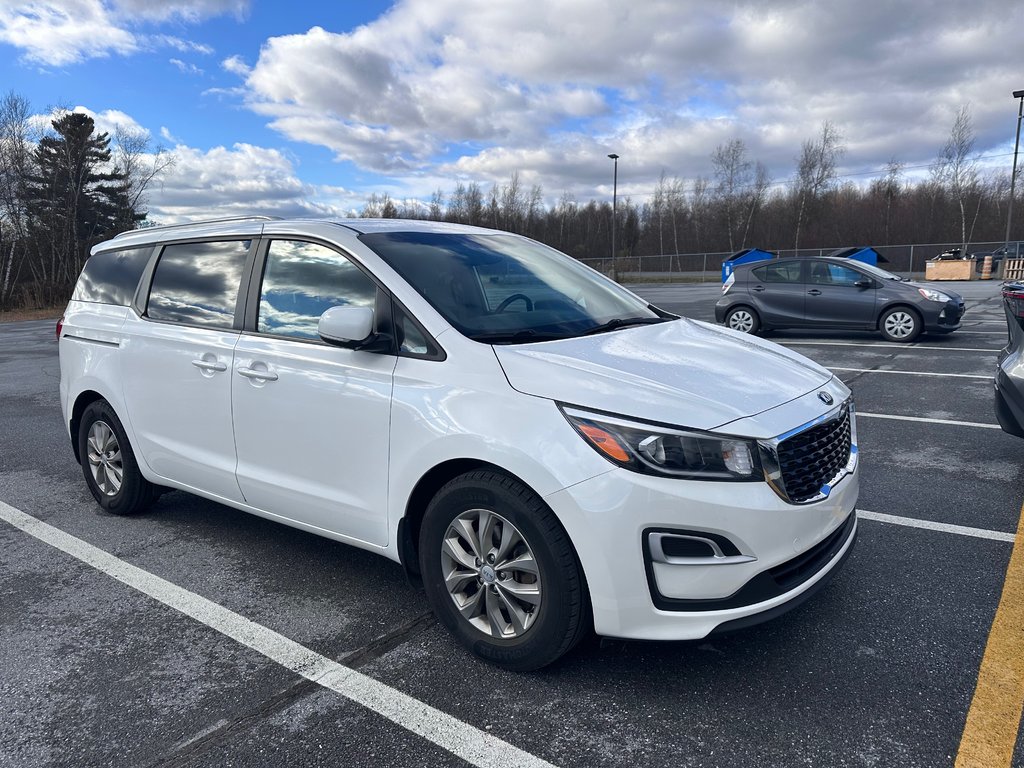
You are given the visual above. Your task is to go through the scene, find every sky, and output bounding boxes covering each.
[1,0,1023,223]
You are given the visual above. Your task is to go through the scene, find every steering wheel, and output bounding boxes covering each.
[495,293,534,312]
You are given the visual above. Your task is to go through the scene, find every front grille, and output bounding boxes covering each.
[776,406,852,503]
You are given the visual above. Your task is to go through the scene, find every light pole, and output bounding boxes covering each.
[1005,89,1024,256]
[602,151,618,274]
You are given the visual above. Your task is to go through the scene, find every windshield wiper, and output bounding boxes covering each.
[579,317,670,336]
[469,329,567,344]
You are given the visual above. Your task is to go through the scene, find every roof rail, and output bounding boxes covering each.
[112,215,282,238]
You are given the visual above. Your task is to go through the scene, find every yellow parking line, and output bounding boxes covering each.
[955,500,1024,767]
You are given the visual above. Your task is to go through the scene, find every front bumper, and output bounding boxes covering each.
[544,459,859,641]
[922,298,965,330]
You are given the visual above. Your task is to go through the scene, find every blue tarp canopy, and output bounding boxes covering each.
[827,246,888,265]
[721,248,774,282]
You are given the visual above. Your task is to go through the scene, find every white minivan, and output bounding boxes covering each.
[59,217,859,670]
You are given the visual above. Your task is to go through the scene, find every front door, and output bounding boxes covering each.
[231,239,396,546]
[803,261,877,327]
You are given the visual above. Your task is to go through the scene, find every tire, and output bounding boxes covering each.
[418,470,589,671]
[879,306,922,342]
[725,306,760,334]
[78,400,158,515]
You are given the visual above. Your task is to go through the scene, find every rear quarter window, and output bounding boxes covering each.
[71,246,153,305]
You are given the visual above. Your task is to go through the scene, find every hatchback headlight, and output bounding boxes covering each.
[560,406,761,481]
[918,287,951,302]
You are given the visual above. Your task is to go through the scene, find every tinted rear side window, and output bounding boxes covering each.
[71,246,152,305]
[752,262,802,283]
[147,240,251,329]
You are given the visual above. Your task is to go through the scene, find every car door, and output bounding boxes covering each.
[803,261,877,327]
[747,260,807,326]
[120,238,254,502]
[230,238,397,546]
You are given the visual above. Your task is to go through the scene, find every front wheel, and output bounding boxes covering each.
[725,306,760,334]
[879,307,921,342]
[419,470,589,671]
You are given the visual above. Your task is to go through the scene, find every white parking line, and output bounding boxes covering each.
[858,412,1001,429]
[859,510,1015,543]
[782,341,999,352]
[0,501,555,768]
[832,367,992,380]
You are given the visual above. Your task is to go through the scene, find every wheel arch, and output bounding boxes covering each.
[69,390,108,464]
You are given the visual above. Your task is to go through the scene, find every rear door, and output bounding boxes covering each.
[803,261,877,327]
[230,238,396,546]
[120,238,254,502]
[747,260,807,326]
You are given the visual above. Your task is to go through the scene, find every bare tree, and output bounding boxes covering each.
[793,121,844,251]
[741,162,771,249]
[932,104,980,251]
[711,139,754,252]
[112,125,174,230]
[0,92,33,309]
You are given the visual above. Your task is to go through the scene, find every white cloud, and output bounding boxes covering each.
[225,0,1024,200]
[148,142,361,223]
[30,106,150,139]
[170,58,204,76]
[221,54,250,76]
[0,0,244,65]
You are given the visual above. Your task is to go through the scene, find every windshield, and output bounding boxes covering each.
[853,261,903,281]
[360,231,664,342]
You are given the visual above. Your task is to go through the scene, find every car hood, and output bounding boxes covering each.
[493,318,834,432]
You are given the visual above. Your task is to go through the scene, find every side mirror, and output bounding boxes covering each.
[318,306,374,347]
[854,279,874,289]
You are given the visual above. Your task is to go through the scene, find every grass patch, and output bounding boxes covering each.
[0,305,64,323]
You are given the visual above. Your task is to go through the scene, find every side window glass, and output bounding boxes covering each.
[752,262,801,283]
[809,262,862,286]
[147,240,250,328]
[393,303,440,358]
[72,246,152,305]
[258,240,376,341]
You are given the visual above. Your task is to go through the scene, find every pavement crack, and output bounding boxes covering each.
[149,610,435,768]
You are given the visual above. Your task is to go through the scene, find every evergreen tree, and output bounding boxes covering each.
[24,112,137,296]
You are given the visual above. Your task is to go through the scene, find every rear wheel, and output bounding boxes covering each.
[78,400,158,515]
[725,306,760,334]
[879,307,921,342]
[419,470,589,671]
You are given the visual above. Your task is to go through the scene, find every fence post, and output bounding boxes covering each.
[908,245,914,277]
[701,252,707,282]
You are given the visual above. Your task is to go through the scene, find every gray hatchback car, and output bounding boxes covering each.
[715,257,965,342]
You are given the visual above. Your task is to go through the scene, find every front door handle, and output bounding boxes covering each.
[237,366,279,382]
[807,289,822,296]
[192,359,227,372]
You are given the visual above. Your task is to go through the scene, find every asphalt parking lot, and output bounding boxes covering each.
[2,279,1022,768]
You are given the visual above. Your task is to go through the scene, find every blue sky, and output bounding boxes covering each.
[2,1,1022,223]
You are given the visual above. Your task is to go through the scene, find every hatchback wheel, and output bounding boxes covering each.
[78,400,158,515]
[725,307,760,334]
[879,307,921,342]
[419,470,589,671]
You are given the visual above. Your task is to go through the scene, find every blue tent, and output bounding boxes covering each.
[721,248,775,282]
[827,246,888,266]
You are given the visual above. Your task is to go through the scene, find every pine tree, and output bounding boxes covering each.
[25,112,137,297]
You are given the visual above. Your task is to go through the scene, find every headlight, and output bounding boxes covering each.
[918,287,951,302]
[560,406,761,481]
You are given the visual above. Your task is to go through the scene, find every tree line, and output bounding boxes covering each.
[364,106,1020,270]
[0,92,170,310]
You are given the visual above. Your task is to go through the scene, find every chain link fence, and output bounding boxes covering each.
[578,241,1024,283]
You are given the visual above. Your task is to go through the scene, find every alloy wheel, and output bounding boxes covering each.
[86,420,123,496]
[441,508,542,639]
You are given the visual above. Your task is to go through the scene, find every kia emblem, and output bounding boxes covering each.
[818,391,834,405]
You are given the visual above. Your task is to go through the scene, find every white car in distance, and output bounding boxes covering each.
[59,217,859,670]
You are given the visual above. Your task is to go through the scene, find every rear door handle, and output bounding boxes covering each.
[192,359,227,372]
[807,289,822,296]
[237,366,279,382]
[752,285,766,292]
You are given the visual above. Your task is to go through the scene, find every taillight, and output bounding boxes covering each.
[55,317,63,340]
